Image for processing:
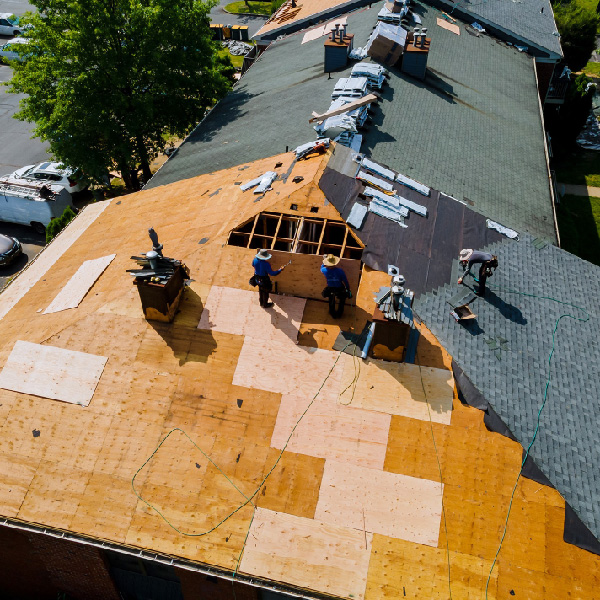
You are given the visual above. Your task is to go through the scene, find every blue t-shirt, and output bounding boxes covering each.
[320,264,349,289]
[253,257,281,277]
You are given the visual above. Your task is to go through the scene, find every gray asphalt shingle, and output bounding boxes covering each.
[148,1,556,240]
[415,234,600,539]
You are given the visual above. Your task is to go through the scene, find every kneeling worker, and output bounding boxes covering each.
[252,249,287,308]
[321,254,351,318]
[458,249,498,297]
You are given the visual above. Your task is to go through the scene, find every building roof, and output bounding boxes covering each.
[425,0,562,58]
[415,233,600,541]
[148,0,557,241]
[0,149,597,598]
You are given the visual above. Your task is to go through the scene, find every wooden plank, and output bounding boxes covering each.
[197,286,306,343]
[437,17,460,34]
[233,337,343,400]
[240,508,372,600]
[270,393,390,469]
[315,460,443,546]
[309,93,379,123]
[43,254,116,314]
[0,340,108,407]
[338,357,453,424]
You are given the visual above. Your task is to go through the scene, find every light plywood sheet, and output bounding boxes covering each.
[233,337,342,400]
[0,200,111,321]
[0,340,108,406]
[315,461,443,547]
[271,393,390,469]
[240,508,372,600]
[198,286,306,343]
[437,17,460,34]
[339,357,453,424]
[44,254,115,314]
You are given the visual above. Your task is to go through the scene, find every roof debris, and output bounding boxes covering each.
[240,171,277,193]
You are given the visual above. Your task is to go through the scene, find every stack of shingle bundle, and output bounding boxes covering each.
[350,62,388,89]
[331,77,368,99]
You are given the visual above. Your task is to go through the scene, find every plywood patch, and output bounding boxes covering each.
[315,461,443,547]
[44,254,116,314]
[339,357,453,424]
[240,508,372,600]
[0,340,108,406]
[198,286,306,343]
[271,393,390,469]
[0,452,40,517]
[0,200,111,322]
[233,337,342,400]
[366,534,498,600]
[437,17,460,34]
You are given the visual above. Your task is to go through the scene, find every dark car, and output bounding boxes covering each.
[0,234,22,266]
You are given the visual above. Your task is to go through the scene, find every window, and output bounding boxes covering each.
[228,212,363,260]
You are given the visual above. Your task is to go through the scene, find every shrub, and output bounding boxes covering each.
[553,1,599,71]
[46,205,77,244]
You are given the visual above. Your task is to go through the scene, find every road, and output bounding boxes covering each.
[0,221,44,288]
[209,0,268,36]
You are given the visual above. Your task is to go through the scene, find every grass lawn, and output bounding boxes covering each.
[584,61,600,77]
[554,149,600,188]
[556,194,600,265]
[225,1,271,15]
[217,46,245,68]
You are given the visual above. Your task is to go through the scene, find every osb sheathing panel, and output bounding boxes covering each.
[198,286,306,343]
[0,150,596,597]
[271,393,390,469]
[240,508,373,600]
[315,461,443,547]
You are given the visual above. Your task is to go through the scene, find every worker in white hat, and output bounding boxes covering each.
[458,248,498,296]
[251,249,287,308]
[320,254,351,318]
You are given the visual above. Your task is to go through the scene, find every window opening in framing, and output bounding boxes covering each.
[228,212,363,259]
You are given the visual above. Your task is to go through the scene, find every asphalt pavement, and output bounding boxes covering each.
[0,221,44,289]
[209,0,268,36]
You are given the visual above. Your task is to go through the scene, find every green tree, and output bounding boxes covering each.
[8,0,233,190]
[553,1,599,71]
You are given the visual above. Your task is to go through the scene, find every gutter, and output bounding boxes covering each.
[532,56,561,246]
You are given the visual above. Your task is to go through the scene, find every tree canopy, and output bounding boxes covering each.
[8,0,233,188]
[553,1,599,71]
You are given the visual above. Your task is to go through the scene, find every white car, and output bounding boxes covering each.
[0,13,22,36]
[0,37,28,62]
[9,162,86,193]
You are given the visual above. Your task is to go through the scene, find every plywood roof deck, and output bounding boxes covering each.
[0,148,597,598]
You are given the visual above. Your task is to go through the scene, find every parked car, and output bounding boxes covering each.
[0,37,28,62]
[0,13,22,36]
[0,234,22,266]
[9,162,86,193]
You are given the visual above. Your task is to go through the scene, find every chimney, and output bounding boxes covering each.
[130,229,190,322]
[401,28,430,80]
[324,24,352,72]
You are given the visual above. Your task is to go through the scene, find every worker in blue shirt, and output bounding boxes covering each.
[252,249,287,308]
[320,254,351,318]
[458,249,498,297]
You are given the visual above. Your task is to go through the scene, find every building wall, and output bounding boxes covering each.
[535,60,556,103]
[0,526,120,600]
[176,569,260,600]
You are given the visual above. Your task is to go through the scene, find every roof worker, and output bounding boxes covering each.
[251,249,287,308]
[458,249,498,297]
[321,254,351,318]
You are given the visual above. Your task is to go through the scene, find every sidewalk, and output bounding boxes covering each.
[558,182,600,197]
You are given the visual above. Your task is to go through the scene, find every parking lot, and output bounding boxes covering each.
[0,220,43,288]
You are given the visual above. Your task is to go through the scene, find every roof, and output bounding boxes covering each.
[424,0,562,58]
[148,0,557,241]
[0,149,597,598]
[255,0,369,40]
[415,233,600,540]
[320,144,505,296]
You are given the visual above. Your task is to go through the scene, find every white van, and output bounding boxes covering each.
[0,180,74,232]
